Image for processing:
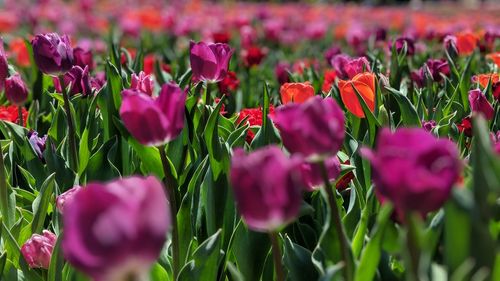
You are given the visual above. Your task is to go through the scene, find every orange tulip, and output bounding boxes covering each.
[280,82,315,104]
[338,72,376,118]
[472,74,500,88]
[456,32,478,56]
[486,52,500,68]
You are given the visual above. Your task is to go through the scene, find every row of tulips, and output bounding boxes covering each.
[0,2,499,281]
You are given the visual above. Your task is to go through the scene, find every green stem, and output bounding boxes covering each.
[59,75,78,171]
[17,106,23,126]
[159,145,180,280]
[205,82,212,107]
[405,213,421,281]
[0,145,10,227]
[319,161,353,281]
[269,231,285,281]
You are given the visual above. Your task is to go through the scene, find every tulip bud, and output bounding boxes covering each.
[21,230,57,269]
[62,176,170,281]
[130,71,154,96]
[190,41,233,83]
[274,96,345,158]
[53,65,92,96]
[378,105,390,126]
[56,185,81,214]
[360,128,461,216]
[31,33,74,76]
[469,89,494,120]
[5,74,29,105]
[230,146,303,232]
[120,83,186,146]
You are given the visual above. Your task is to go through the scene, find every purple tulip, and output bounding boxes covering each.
[56,185,81,214]
[469,89,494,120]
[324,46,341,66]
[274,96,345,158]
[0,38,8,92]
[331,55,371,80]
[230,146,303,232]
[28,131,48,160]
[62,176,170,281]
[21,230,57,269]
[275,62,290,85]
[189,41,233,83]
[444,35,458,56]
[90,71,106,91]
[5,74,29,106]
[73,47,94,71]
[300,156,341,192]
[120,83,186,146]
[360,128,461,215]
[392,37,415,56]
[31,33,74,76]
[53,65,91,96]
[130,71,154,96]
[422,120,437,132]
[411,59,450,88]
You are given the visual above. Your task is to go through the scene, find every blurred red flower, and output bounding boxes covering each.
[0,105,28,126]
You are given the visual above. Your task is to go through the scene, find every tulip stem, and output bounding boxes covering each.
[158,145,180,281]
[0,144,11,228]
[204,82,212,106]
[319,161,353,281]
[59,75,78,172]
[405,213,421,281]
[17,106,23,126]
[269,231,285,281]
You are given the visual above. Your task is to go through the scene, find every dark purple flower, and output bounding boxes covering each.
[230,146,303,232]
[422,120,437,132]
[21,230,57,269]
[73,47,94,71]
[275,62,291,85]
[274,96,345,158]
[90,71,106,91]
[300,156,341,191]
[62,176,170,281]
[0,38,8,92]
[444,35,458,56]
[361,128,461,216]
[469,89,494,120]
[392,37,415,56]
[324,46,341,66]
[120,83,186,146]
[28,131,47,160]
[189,41,233,83]
[5,74,29,105]
[53,65,91,96]
[31,33,74,76]
[411,59,450,88]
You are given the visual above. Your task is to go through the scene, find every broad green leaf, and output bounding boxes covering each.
[178,230,223,281]
[31,173,56,234]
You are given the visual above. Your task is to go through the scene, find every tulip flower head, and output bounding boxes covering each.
[21,230,57,269]
[274,96,345,158]
[280,82,315,104]
[120,83,186,146]
[62,176,170,281]
[31,33,74,76]
[130,71,154,96]
[300,156,341,191]
[53,65,92,96]
[230,146,303,232]
[469,89,494,120]
[190,41,233,83]
[5,74,29,105]
[361,128,461,216]
[338,72,376,118]
[0,38,7,92]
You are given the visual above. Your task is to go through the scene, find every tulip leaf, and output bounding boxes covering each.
[384,86,421,127]
[251,83,281,149]
[150,262,169,281]
[31,173,56,234]
[128,139,164,179]
[283,235,319,281]
[178,230,223,281]
[203,98,229,181]
[48,234,64,281]
[354,204,393,281]
[77,128,90,176]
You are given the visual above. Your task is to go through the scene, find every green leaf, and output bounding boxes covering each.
[178,230,223,281]
[385,86,421,127]
[203,98,229,181]
[150,262,169,281]
[47,234,64,281]
[78,128,90,176]
[283,235,319,281]
[128,139,165,179]
[31,173,56,234]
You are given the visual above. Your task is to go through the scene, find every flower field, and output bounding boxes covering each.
[0,0,500,280]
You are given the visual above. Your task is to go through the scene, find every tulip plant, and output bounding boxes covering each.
[0,1,499,281]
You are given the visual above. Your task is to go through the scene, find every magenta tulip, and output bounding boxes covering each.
[31,33,74,76]
[130,71,154,96]
[5,74,29,105]
[120,83,186,146]
[469,89,495,120]
[300,156,341,191]
[0,38,7,92]
[190,41,233,83]
[21,230,57,269]
[62,176,170,281]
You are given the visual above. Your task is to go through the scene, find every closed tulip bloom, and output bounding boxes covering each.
[332,55,371,80]
[73,47,94,71]
[53,65,92,96]
[190,41,233,83]
[130,71,154,96]
[280,82,315,104]
[31,33,74,75]
[275,62,291,85]
[300,156,341,191]
[360,128,461,215]
[0,38,7,92]
[392,37,415,56]
[469,89,494,120]
[28,131,48,160]
[21,230,57,269]
[62,176,170,281]
[120,83,186,146]
[230,146,303,232]
[56,185,81,214]
[274,96,345,158]
[5,74,29,105]
[455,32,478,56]
[338,72,376,118]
